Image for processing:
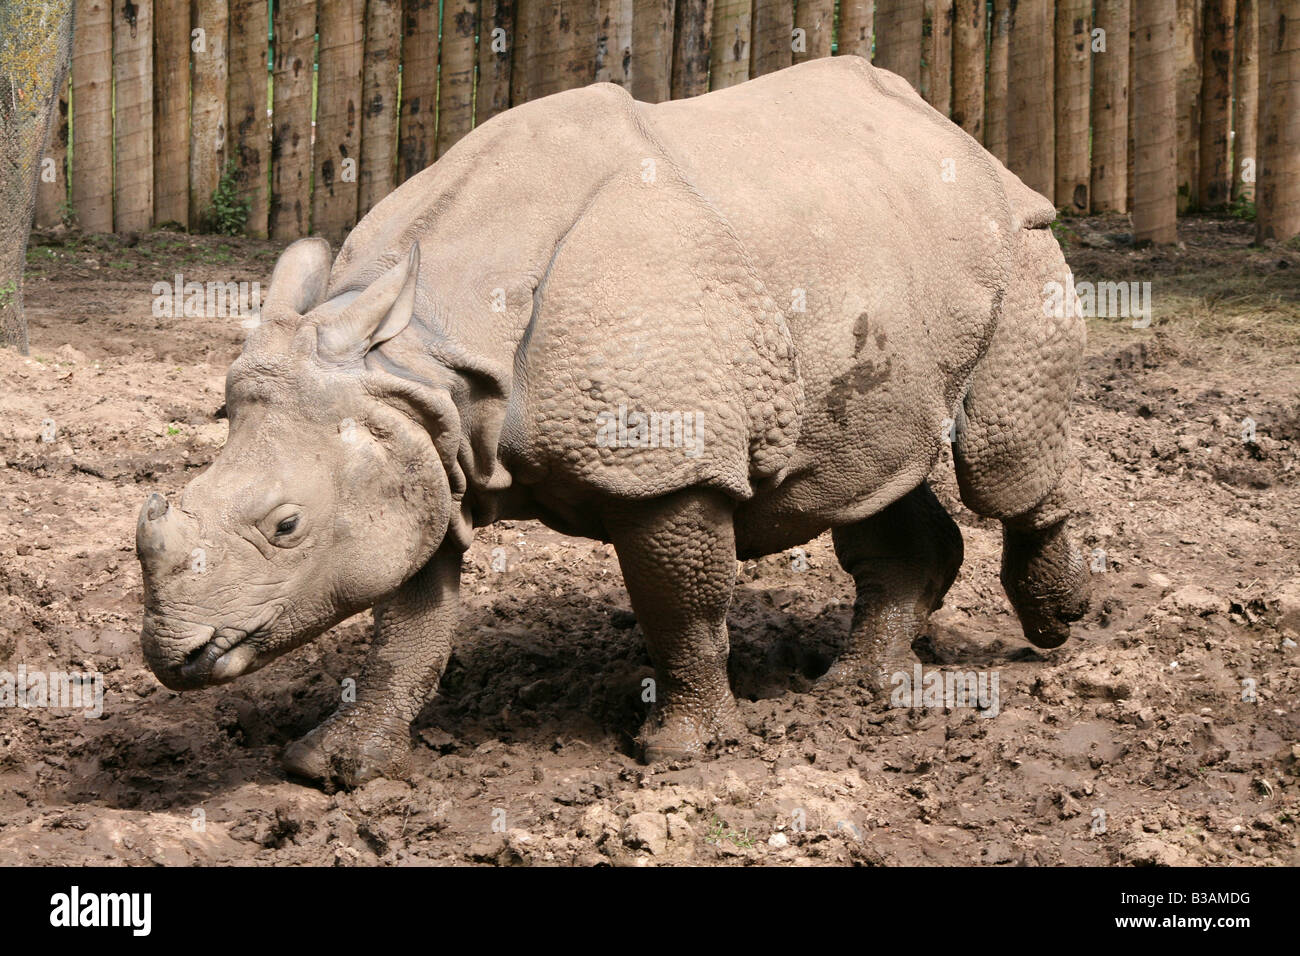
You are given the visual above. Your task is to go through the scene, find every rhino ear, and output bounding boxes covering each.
[317,244,420,362]
[264,237,333,315]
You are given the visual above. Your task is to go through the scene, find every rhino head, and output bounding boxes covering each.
[137,238,458,690]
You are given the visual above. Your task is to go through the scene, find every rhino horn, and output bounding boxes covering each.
[263,237,333,316]
[317,244,421,362]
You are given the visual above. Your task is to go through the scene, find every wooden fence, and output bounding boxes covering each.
[30,1,1279,243]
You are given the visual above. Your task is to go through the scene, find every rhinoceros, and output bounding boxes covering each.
[136,57,1089,788]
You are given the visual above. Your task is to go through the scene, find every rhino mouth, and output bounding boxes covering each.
[180,627,262,685]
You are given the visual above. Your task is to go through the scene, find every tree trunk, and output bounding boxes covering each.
[630,0,674,97]
[400,0,438,180]
[1054,0,1090,214]
[113,0,153,233]
[228,0,270,236]
[35,72,68,228]
[709,0,750,88]
[1198,0,1235,208]
[793,0,832,63]
[359,0,400,214]
[985,0,1009,161]
[924,0,953,114]
[672,0,714,96]
[876,0,923,89]
[269,0,315,239]
[1257,0,1300,241]
[1233,0,1258,200]
[1128,4,1136,209]
[838,0,874,59]
[152,0,189,227]
[436,1,479,159]
[0,0,75,353]
[749,0,792,76]
[190,0,229,231]
[1092,0,1131,213]
[596,0,633,88]
[478,0,516,119]
[1007,0,1054,201]
[1134,0,1178,245]
[1175,0,1201,212]
[951,0,985,140]
[71,0,111,232]
[552,0,598,96]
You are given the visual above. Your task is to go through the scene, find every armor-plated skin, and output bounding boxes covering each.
[136,58,1089,789]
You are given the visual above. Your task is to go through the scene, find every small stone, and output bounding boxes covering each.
[768,832,788,849]
[624,812,668,856]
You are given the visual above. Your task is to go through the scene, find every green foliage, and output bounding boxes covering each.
[1228,194,1257,222]
[0,280,16,309]
[203,161,251,236]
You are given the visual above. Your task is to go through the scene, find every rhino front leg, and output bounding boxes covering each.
[605,489,742,762]
[822,481,964,695]
[282,545,460,790]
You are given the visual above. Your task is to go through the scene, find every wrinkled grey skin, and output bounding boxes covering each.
[137,58,1089,789]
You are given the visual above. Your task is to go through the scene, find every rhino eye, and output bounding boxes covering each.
[259,504,306,547]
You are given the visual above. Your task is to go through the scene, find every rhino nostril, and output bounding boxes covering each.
[183,642,208,668]
[145,493,169,522]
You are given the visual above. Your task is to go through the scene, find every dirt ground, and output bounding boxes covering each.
[1,217,1297,866]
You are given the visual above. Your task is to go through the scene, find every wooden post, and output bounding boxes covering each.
[1092,0,1131,212]
[437,1,479,159]
[1257,0,1300,241]
[190,0,229,231]
[876,0,923,90]
[113,0,153,233]
[1007,0,1054,201]
[1054,0,1091,214]
[924,0,953,114]
[360,0,401,214]
[951,0,985,140]
[269,0,315,240]
[631,1,675,99]
[153,0,189,227]
[710,0,750,87]
[839,1,874,59]
[673,0,714,96]
[312,0,364,241]
[1175,0,1201,212]
[985,0,1010,161]
[72,0,112,232]
[35,74,70,228]
[596,0,633,88]
[1198,0,1235,208]
[400,0,439,181]
[750,0,792,77]
[793,0,833,63]
[228,0,270,237]
[1232,0,1257,201]
[478,0,516,119]
[1134,0,1178,245]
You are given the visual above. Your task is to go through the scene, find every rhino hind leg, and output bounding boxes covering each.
[953,226,1091,649]
[820,481,964,693]
[605,489,743,763]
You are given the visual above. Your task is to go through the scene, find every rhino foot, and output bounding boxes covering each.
[282,708,412,791]
[639,696,742,763]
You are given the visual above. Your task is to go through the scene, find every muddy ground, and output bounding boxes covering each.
[1,217,1297,866]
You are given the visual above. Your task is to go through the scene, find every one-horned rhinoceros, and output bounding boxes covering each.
[136,57,1089,788]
